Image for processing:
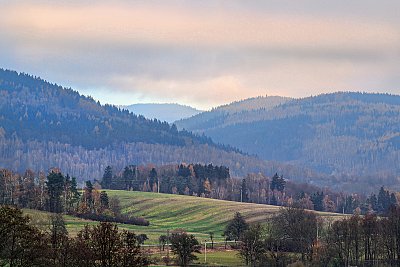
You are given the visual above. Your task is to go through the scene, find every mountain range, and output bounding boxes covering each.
[176,93,400,180]
[0,69,315,183]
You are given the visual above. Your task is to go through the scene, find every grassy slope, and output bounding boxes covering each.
[106,191,342,242]
[23,191,345,266]
[25,190,343,243]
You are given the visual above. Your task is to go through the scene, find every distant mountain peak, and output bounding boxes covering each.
[215,95,293,113]
[175,95,293,131]
[122,103,202,123]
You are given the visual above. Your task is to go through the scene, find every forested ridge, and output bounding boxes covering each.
[177,92,400,179]
[0,68,225,149]
[175,95,292,131]
[0,69,299,181]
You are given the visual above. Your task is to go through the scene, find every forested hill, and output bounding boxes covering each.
[176,92,400,178]
[0,69,225,150]
[0,68,319,182]
[175,95,292,131]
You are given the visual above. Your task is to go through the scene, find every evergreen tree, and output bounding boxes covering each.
[46,171,65,213]
[343,195,356,214]
[270,173,286,192]
[123,165,136,191]
[178,164,191,177]
[101,166,113,189]
[241,179,249,202]
[69,176,81,210]
[149,168,157,191]
[84,181,94,212]
[378,186,391,213]
[311,192,324,211]
[100,191,109,210]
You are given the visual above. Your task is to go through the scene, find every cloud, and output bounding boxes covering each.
[2,2,398,49]
[0,1,399,108]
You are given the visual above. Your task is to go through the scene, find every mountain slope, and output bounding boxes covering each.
[0,69,215,150]
[175,95,292,131]
[177,92,400,177]
[123,103,202,123]
[0,69,316,182]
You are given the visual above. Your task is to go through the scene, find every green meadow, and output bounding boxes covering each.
[23,191,345,266]
[26,190,343,244]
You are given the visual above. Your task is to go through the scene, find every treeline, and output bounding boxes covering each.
[234,206,400,266]
[100,164,399,215]
[2,164,397,217]
[101,163,229,197]
[0,134,297,180]
[0,168,148,226]
[0,206,149,267]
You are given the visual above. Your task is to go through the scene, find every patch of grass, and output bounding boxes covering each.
[194,250,242,266]
[149,249,242,266]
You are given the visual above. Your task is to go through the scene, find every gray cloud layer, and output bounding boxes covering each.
[0,1,399,109]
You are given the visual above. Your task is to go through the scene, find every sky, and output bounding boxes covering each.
[0,0,399,110]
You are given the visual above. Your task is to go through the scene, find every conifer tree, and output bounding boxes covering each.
[46,171,65,213]
[241,179,249,202]
[101,166,113,189]
[149,168,157,191]
[270,173,286,192]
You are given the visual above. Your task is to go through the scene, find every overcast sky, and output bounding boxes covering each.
[1,0,399,109]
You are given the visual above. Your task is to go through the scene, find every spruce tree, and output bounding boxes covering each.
[270,173,286,192]
[122,165,136,190]
[46,171,65,213]
[149,168,157,191]
[100,191,109,210]
[101,166,113,189]
[311,192,324,211]
[241,179,249,202]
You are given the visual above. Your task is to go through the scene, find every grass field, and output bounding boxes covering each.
[23,191,344,266]
[26,190,344,243]
[107,190,284,242]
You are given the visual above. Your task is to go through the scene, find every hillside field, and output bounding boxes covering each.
[26,191,343,244]
[23,191,345,266]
